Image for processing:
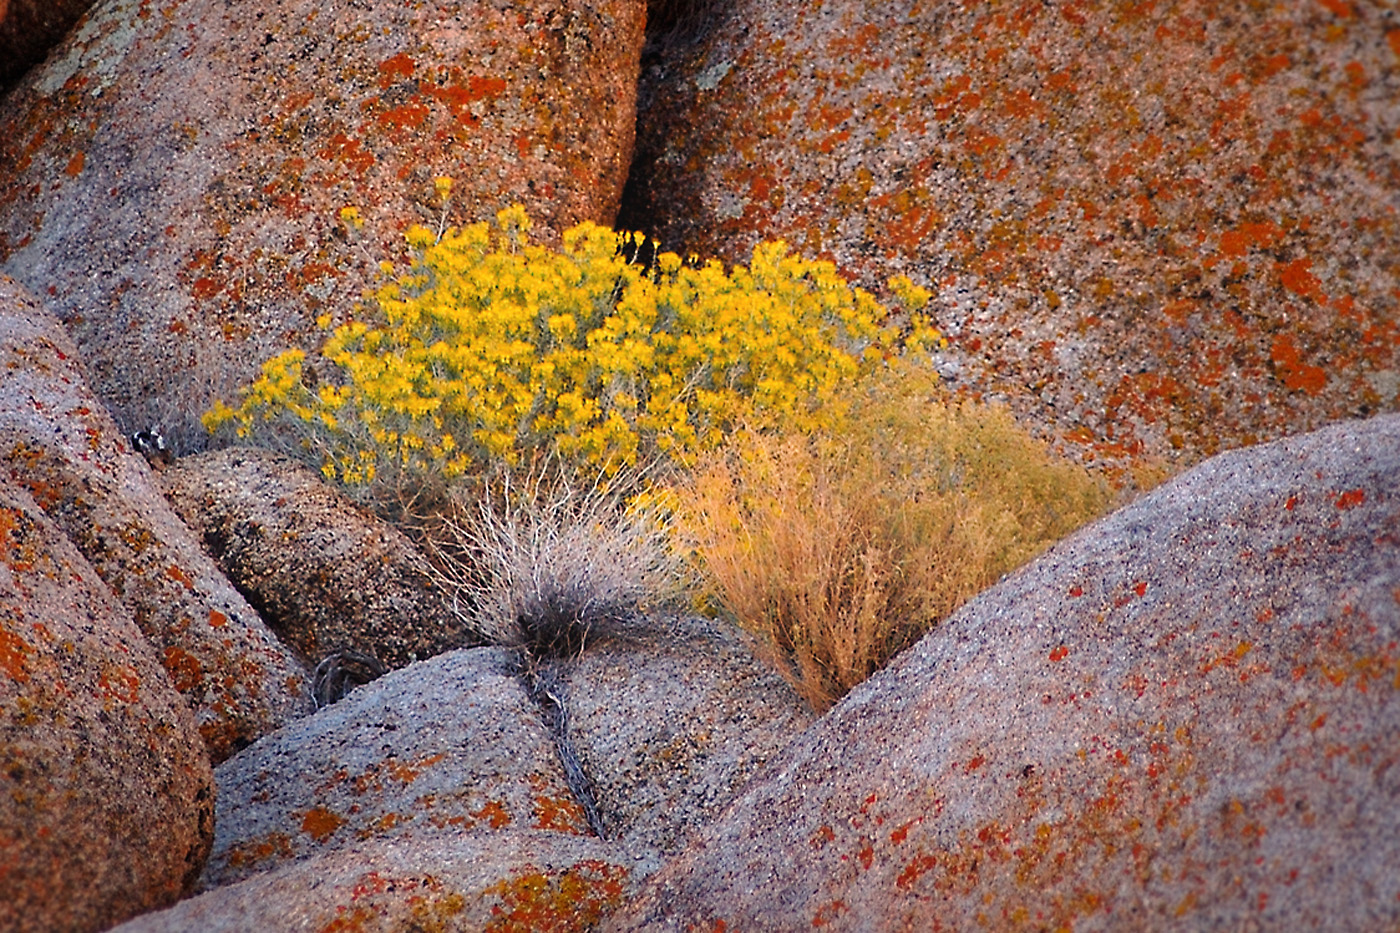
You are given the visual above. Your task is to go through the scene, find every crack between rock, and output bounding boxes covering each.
[515,655,608,839]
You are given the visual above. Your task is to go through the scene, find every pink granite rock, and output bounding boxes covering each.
[602,413,1400,931]
[200,647,596,892]
[557,617,813,857]
[0,0,645,450]
[625,0,1400,475]
[0,478,214,933]
[117,830,639,933]
[162,446,474,669]
[0,275,313,763]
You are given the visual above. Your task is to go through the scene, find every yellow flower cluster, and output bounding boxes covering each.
[206,204,938,485]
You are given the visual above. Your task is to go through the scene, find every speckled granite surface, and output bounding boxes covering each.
[0,0,645,447]
[627,0,1400,475]
[604,413,1400,931]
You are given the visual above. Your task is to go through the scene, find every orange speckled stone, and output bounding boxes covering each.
[201,647,595,891]
[559,616,812,856]
[0,276,314,764]
[161,447,474,670]
[626,0,1400,473]
[115,830,636,933]
[601,414,1400,931]
[0,478,214,933]
[0,0,645,449]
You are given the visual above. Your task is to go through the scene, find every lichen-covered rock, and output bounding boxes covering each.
[0,478,215,933]
[162,446,472,668]
[0,276,313,763]
[117,830,639,933]
[0,0,646,449]
[626,0,1400,473]
[557,617,813,856]
[201,647,593,891]
[0,0,94,87]
[602,413,1400,931]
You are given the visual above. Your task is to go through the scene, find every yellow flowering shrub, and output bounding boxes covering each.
[207,204,936,486]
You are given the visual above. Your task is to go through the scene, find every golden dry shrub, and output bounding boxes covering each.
[676,364,1112,711]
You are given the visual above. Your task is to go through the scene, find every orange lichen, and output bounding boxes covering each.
[533,795,588,834]
[1277,258,1325,302]
[385,753,446,785]
[378,53,416,85]
[164,564,196,590]
[1333,488,1365,510]
[811,899,848,927]
[472,800,512,830]
[98,664,141,704]
[1218,221,1283,258]
[0,626,32,683]
[301,806,346,842]
[318,132,375,176]
[483,861,629,933]
[318,905,374,933]
[162,646,204,693]
[224,832,294,871]
[1269,335,1327,396]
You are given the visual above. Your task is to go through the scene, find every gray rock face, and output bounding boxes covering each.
[0,276,313,762]
[556,617,813,856]
[116,830,641,933]
[603,414,1400,931]
[0,0,645,450]
[162,446,473,669]
[201,647,590,891]
[0,478,214,933]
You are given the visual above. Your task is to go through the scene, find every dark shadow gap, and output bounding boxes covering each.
[616,0,729,244]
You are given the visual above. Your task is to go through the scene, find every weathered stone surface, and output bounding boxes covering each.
[0,478,214,933]
[0,0,646,449]
[603,414,1400,931]
[625,0,1400,473]
[201,647,592,891]
[0,276,313,763]
[0,0,93,87]
[118,830,639,933]
[557,617,812,856]
[163,446,473,668]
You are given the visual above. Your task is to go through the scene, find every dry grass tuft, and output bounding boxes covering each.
[429,464,691,659]
[676,365,1112,711]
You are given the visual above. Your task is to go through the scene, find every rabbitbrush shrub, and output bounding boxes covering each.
[676,364,1113,711]
[207,202,935,491]
[207,200,935,653]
